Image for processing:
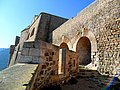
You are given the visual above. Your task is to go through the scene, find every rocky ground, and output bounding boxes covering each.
[0,65,120,90]
[40,69,120,90]
[61,76,120,90]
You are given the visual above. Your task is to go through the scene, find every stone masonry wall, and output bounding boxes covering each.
[17,40,78,75]
[19,28,29,49]
[52,0,120,75]
[27,15,41,42]
[9,12,68,66]
[98,19,120,75]
[26,41,59,90]
[16,41,56,64]
[35,12,68,42]
[9,28,29,66]
[24,41,78,90]
[8,1,119,90]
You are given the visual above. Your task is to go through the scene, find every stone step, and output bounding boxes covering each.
[78,67,100,77]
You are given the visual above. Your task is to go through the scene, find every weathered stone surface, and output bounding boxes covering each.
[29,48,40,57]
[19,56,33,63]
[21,48,29,56]
[7,0,120,90]
[0,64,37,90]
[23,42,34,48]
[32,56,39,63]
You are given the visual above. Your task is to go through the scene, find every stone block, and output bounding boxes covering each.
[39,49,47,56]
[23,42,34,48]
[118,45,120,49]
[46,43,52,49]
[21,48,29,56]
[92,52,95,56]
[34,42,40,48]
[32,56,39,63]
[40,41,47,48]
[15,52,21,63]
[29,48,40,56]
[39,56,46,62]
[19,56,32,63]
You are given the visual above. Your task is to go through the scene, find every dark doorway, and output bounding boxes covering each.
[76,37,91,65]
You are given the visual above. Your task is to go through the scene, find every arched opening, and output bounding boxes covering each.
[58,43,68,74]
[76,37,91,65]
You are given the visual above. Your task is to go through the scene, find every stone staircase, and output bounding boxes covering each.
[37,65,120,90]
[76,65,120,89]
[77,65,100,77]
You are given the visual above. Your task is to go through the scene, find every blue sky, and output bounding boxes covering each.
[0,0,95,48]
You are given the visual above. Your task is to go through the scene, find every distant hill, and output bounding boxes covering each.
[0,48,10,71]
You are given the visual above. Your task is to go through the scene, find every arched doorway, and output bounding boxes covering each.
[76,37,91,65]
[58,43,68,74]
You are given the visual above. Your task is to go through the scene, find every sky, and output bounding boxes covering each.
[0,0,95,48]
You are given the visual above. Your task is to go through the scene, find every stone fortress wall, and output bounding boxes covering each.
[53,0,120,75]
[8,0,120,89]
[9,13,68,66]
[8,12,78,90]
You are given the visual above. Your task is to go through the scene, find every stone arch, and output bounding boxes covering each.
[72,29,98,69]
[76,36,91,65]
[73,30,97,53]
[58,42,68,74]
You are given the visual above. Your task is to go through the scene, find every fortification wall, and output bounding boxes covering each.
[35,13,68,42]
[52,0,119,46]
[9,13,68,66]
[6,0,120,89]
[15,40,59,64]
[19,28,29,50]
[52,0,120,75]
[27,15,41,42]
[25,41,78,90]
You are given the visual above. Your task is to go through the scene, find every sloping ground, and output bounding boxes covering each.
[60,68,120,90]
[0,63,38,90]
[61,75,120,90]
[40,69,120,90]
